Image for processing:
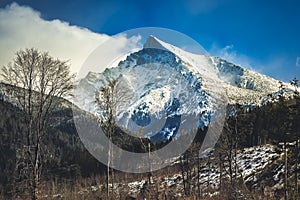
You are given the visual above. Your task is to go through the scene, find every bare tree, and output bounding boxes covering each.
[95,80,115,199]
[95,78,131,199]
[1,48,75,200]
[215,110,240,198]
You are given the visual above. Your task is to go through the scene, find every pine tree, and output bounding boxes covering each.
[290,76,299,95]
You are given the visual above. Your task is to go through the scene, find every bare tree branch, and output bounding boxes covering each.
[1,48,75,200]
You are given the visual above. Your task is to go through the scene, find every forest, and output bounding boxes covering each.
[0,82,299,199]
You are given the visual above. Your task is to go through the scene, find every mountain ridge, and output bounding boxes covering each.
[73,36,299,141]
[143,36,296,105]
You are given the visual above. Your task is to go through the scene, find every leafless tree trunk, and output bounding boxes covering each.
[197,151,201,197]
[234,116,238,199]
[185,151,190,195]
[284,142,289,200]
[1,48,75,200]
[180,155,186,195]
[215,107,240,199]
[96,79,131,199]
[207,155,211,190]
[148,142,152,184]
[96,80,116,199]
[219,153,223,192]
[295,140,299,200]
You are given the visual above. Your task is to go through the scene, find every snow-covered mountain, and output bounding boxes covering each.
[74,36,295,141]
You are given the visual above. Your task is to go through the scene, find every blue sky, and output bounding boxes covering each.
[0,0,300,82]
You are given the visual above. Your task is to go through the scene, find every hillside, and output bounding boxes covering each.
[0,36,299,199]
[0,81,300,199]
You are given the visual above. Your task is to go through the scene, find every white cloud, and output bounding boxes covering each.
[296,56,300,68]
[216,44,236,60]
[78,33,142,79]
[209,43,261,72]
[0,3,141,80]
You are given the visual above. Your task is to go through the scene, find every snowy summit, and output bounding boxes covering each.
[73,36,295,141]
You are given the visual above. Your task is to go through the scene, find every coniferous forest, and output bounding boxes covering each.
[0,80,299,199]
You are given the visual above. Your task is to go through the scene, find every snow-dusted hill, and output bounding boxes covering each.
[64,144,285,199]
[124,144,283,197]
[73,36,298,141]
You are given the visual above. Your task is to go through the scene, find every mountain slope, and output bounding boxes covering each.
[143,36,295,105]
[0,36,299,199]
[74,36,297,141]
[75,47,214,141]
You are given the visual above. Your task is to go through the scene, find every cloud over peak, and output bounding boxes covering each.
[0,3,141,79]
[296,56,300,68]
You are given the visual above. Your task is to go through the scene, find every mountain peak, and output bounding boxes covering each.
[143,35,166,50]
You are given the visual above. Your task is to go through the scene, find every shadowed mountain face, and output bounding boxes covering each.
[75,46,212,142]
